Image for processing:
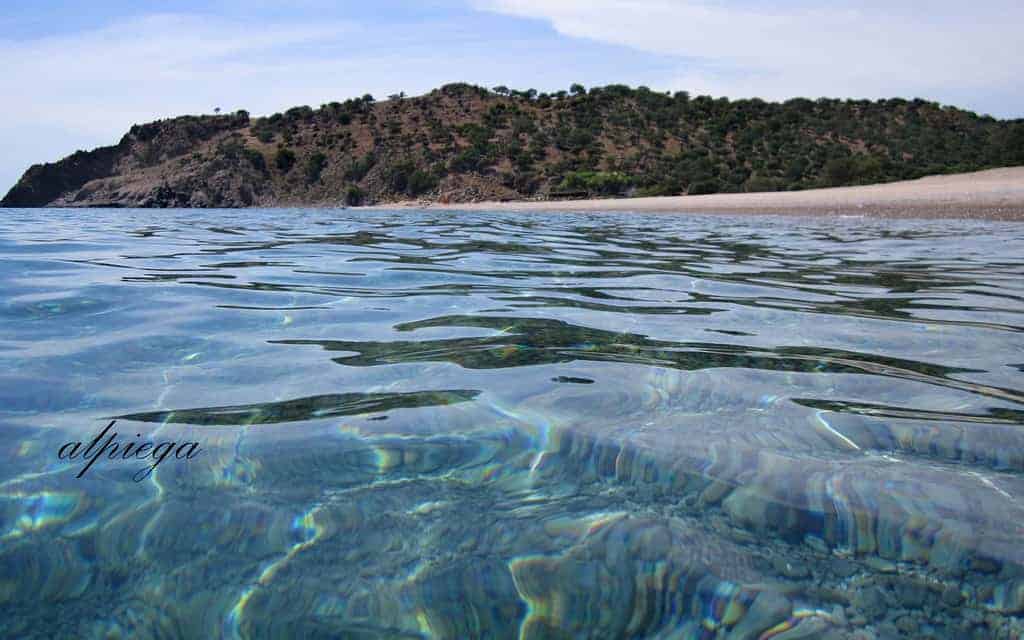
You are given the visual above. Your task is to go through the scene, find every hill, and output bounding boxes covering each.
[3,83,1023,208]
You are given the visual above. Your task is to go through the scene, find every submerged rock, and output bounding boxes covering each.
[508,515,810,639]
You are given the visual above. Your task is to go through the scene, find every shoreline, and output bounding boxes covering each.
[377,167,1024,220]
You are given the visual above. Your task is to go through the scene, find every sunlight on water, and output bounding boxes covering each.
[1,207,1023,638]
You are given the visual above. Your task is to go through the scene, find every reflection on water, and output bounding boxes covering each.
[1,207,1023,639]
[115,390,481,426]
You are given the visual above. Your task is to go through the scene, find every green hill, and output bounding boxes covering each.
[4,83,1023,207]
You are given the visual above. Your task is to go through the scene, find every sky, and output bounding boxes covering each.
[2,0,1022,193]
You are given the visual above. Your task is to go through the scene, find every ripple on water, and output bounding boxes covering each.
[1,208,1023,637]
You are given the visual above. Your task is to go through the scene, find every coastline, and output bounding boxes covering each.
[379,167,1024,220]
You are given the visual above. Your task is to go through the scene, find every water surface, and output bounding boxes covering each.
[2,208,1024,639]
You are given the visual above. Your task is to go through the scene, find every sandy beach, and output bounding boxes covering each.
[418,167,1024,220]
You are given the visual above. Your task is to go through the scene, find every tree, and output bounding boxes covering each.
[285,105,314,120]
[570,83,586,96]
[492,85,510,96]
[214,107,221,114]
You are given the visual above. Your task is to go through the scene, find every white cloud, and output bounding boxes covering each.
[475,0,1023,110]
[1,10,629,191]
[0,15,356,136]
[1,4,1020,193]
[0,14,449,190]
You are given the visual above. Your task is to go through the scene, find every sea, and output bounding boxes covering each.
[1,207,1023,639]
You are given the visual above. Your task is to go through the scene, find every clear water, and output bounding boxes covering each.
[1,208,1023,639]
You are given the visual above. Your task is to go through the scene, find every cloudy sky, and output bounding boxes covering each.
[2,0,1021,192]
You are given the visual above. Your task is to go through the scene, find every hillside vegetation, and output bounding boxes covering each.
[4,83,1023,207]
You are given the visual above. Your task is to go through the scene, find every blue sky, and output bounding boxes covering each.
[2,1,1022,192]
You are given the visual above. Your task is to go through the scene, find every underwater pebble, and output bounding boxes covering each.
[987,580,1024,614]
[852,587,888,621]
[875,621,901,639]
[772,557,811,579]
[971,556,1001,574]
[895,614,919,634]
[895,580,928,608]
[864,557,897,573]
[942,585,964,606]
[766,616,831,639]
[830,605,847,626]
[832,559,859,578]
[727,590,793,640]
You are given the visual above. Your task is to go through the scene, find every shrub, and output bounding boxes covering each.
[407,169,438,196]
[449,147,489,173]
[824,155,886,186]
[275,148,296,173]
[744,174,782,192]
[305,152,327,183]
[554,128,594,153]
[254,129,275,144]
[385,162,413,192]
[345,185,364,206]
[285,106,314,121]
[688,179,721,195]
[559,171,632,196]
[824,157,856,185]
[1000,123,1024,164]
[635,183,680,197]
[242,148,267,174]
[345,153,376,181]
